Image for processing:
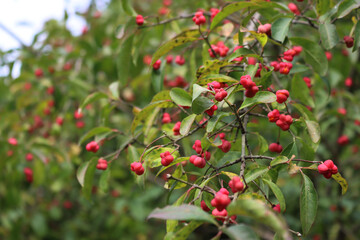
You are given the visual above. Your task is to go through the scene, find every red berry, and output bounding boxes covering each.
[26,153,34,161]
[193,157,206,168]
[165,55,173,64]
[86,141,100,153]
[303,77,312,88]
[192,11,206,25]
[318,160,338,179]
[76,121,85,128]
[275,114,293,131]
[96,158,108,170]
[162,113,171,124]
[212,208,228,221]
[345,77,353,87]
[270,61,280,71]
[131,162,145,175]
[337,135,349,146]
[337,108,346,115]
[35,68,43,77]
[344,36,354,48]
[276,90,289,104]
[219,140,231,153]
[201,200,210,212]
[288,3,301,15]
[273,204,281,213]
[325,51,332,61]
[228,176,244,193]
[160,151,174,166]
[56,117,64,126]
[210,8,220,21]
[136,15,144,26]
[153,59,162,70]
[214,88,228,102]
[173,121,181,135]
[74,110,83,119]
[175,55,185,65]
[24,167,33,183]
[293,46,302,55]
[268,109,280,122]
[269,143,283,153]
[8,138,18,146]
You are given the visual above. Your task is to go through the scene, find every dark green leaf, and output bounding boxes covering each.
[180,114,197,136]
[192,96,214,114]
[79,127,114,145]
[223,224,259,240]
[263,179,286,212]
[170,88,192,107]
[337,0,360,18]
[319,22,339,50]
[270,156,289,167]
[240,91,276,110]
[300,173,318,235]
[245,166,269,182]
[82,158,98,200]
[271,18,292,43]
[80,92,108,110]
[291,74,315,107]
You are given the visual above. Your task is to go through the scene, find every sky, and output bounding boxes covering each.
[0,0,93,50]
[0,0,109,76]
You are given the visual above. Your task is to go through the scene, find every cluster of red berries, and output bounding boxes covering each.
[207,81,228,91]
[271,61,293,75]
[86,141,100,153]
[173,121,181,135]
[214,88,228,102]
[240,75,259,98]
[228,176,244,193]
[189,140,211,168]
[257,23,271,36]
[208,41,229,58]
[216,133,232,153]
[96,158,108,170]
[282,46,302,62]
[175,55,185,65]
[24,167,33,183]
[276,89,290,104]
[268,109,293,131]
[162,113,171,124]
[26,153,33,161]
[192,11,206,25]
[160,151,174,166]
[269,142,283,153]
[210,188,233,221]
[74,110,85,128]
[318,160,338,179]
[136,15,144,25]
[288,3,300,15]
[344,36,354,48]
[131,162,145,175]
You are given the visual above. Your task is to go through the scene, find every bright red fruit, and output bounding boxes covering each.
[74,110,83,119]
[201,200,210,212]
[258,23,271,36]
[56,117,64,126]
[136,15,144,25]
[8,138,18,146]
[162,113,171,124]
[337,108,346,115]
[86,141,100,153]
[175,55,185,65]
[214,88,228,101]
[35,68,43,77]
[96,158,108,170]
[318,160,338,179]
[173,121,181,135]
[212,208,228,221]
[337,135,349,146]
[269,143,283,153]
[276,90,290,104]
[26,153,34,161]
[288,3,301,15]
[208,41,229,58]
[192,11,206,25]
[160,151,174,166]
[228,176,244,193]
[24,167,33,183]
[276,114,293,131]
[345,77,353,87]
[210,8,220,21]
[131,162,145,175]
[192,140,202,154]
[273,204,281,213]
[211,188,231,211]
[218,139,231,153]
[233,46,244,62]
[205,104,218,116]
[268,109,280,122]
[153,59,161,70]
[303,77,312,88]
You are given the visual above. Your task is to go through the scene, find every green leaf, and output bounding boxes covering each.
[31,213,48,237]
[319,22,339,50]
[227,48,262,63]
[300,173,318,235]
[117,35,134,85]
[197,74,239,85]
[151,37,198,66]
[245,166,269,182]
[206,112,232,133]
[166,192,188,233]
[227,199,290,239]
[99,169,111,193]
[290,37,328,76]
[337,0,360,19]
[156,157,189,177]
[245,64,259,80]
[131,100,175,134]
[151,67,164,93]
[250,32,268,47]
[305,120,321,143]
[180,114,197,135]
[210,2,260,30]
[77,161,90,187]
[165,221,203,240]
[80,92,108,110]
[151,90,171,102]
[79,127,114,145]
[33,159,45,186]
[332,172,348,195]
[192,96,214,114]
[82,158,98,200]
[270,156,289,167]
[121,0,137,16]
[263,179,286,212]
[197,60,233,78]
[165,165,188,189]
[292,103,316,121]
[253,133,268,154]
[170,88,192,107]
[352,20,360,52]
[222,224,259,240]
[271,18,293,43]
[192,83,211,101]
[240,91,276,110]
[291,74,315,108]
[148,205,218,225]
[316,0,331,16]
